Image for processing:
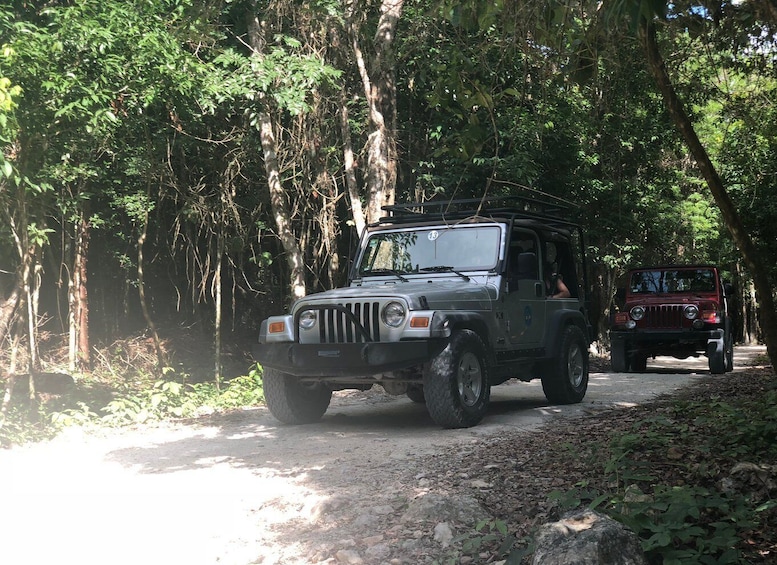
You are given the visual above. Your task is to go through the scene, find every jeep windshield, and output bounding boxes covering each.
[629,268,717,294]
[358,225,501,277]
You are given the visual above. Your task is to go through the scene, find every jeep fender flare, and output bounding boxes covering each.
[543,310,590,359]
[434,312,495,365]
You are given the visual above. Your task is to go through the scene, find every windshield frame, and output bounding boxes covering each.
[354,223,505,278]
[628,268,719,295]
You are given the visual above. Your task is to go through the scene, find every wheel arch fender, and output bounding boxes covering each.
[543,310,590,358]
[437,312,494,364]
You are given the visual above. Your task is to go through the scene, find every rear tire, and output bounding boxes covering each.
[611,341,627,372]
[630,355,647,373]
[423,330,490,428]
[542,325,588,404]
[406,385,426,403]
[262,367,332,424]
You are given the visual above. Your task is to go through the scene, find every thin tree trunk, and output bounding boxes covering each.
[340,89,366,237]
[214,224,224,388]
[138,206,166,371]
[76,213,91,370]
[68,256,77,373]
[641,18,777,369]
[0,276,21,345]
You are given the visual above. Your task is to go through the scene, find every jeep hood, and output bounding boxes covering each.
[292,280,497,311]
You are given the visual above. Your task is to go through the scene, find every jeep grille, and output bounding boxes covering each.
[300,302,384,344]
[643,305,684,328]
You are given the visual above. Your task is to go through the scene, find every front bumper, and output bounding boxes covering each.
[253,339,448,377]
[610,328,724,354]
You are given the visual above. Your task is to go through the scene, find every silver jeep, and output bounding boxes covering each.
[255,197,592,428]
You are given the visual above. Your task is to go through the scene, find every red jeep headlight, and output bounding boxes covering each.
[683,304,699,320]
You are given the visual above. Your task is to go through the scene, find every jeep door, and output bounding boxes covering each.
[504,230,546,347]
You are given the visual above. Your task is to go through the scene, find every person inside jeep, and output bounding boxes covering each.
[544,262,571,299]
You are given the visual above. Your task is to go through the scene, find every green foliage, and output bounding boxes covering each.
[610,485,752,565]
[0,365,266,446]
[99,368,265,426]
[549,387,777,564]
[433,518,524,565]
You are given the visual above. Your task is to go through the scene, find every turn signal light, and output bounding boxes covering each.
[268,321,287,334]
[701,310,721,324]
[410,317,430,328]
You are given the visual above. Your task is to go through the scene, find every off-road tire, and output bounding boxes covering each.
[708,342,726,375]
[406,386,426,403]
[630,355,647,373]
[724,336,734,372]
[262,368,332,424]
[611,341,627,372]
[541,325,588,404]
[423,330,490,429]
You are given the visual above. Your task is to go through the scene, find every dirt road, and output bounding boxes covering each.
[0,346,765,565]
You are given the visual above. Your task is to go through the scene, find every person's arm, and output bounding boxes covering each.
[552,276,571,299]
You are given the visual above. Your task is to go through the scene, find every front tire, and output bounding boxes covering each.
[262,367,332,424]
[708,342,726,375]
[423,330,490,428]
[541,325,589,404]
[724,337,734,372]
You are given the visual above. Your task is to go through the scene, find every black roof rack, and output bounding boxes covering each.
[379,195,578,228]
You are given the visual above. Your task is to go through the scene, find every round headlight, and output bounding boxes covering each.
[684,304,699,320]
[381,301,406,328]
[299,310,317,330]
[630,306,645,321]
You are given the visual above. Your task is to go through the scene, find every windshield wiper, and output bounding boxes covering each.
[419,266,470,281]
[363,268,409,282]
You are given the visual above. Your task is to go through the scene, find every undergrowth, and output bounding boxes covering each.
[1,364,265,447]
[547,377,777,564]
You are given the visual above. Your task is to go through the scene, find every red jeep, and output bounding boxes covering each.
[610,265,733,374]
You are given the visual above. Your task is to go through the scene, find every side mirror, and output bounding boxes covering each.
[723,281,734,296]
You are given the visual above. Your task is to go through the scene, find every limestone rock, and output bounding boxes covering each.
[532,509,648,565]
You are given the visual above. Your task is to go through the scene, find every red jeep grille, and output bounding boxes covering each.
[644,305,684,328]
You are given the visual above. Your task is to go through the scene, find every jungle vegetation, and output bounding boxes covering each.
[1,0,775,386]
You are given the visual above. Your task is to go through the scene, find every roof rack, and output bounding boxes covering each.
[379,195,578,228]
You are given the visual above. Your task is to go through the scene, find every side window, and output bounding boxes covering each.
[545,240,579,298]
[508,231,540,283]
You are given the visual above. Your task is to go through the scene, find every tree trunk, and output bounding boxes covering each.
[340,89,366,237]
[0,276,21,345]
[214,224,224,388]
[138,206,166,372]
[258,112,307,300]
[76,213,91,370]
[347,0,403,224]
[641,18,777,369]
[247,2,306,301]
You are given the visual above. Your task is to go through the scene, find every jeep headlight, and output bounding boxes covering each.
[683,304,699,320]
[630,305,645,321]
[381,301,406,328]
[299,310,317,330]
